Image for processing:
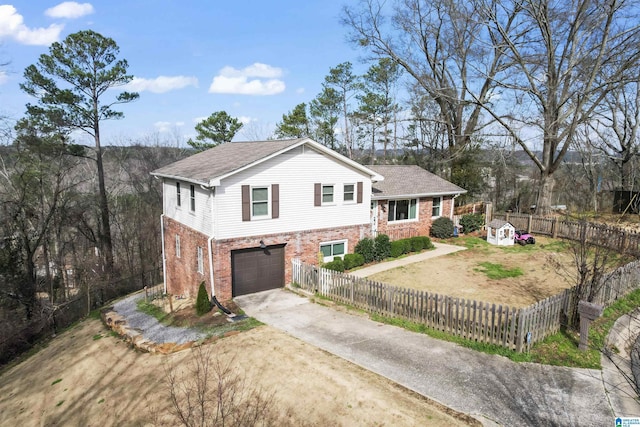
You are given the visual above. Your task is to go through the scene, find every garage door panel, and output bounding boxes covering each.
[232,245,285,296]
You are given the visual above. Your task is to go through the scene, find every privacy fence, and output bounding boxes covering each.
[494,212,640,256]
[292,257,640,353]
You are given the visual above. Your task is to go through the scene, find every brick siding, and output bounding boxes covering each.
[163,216,370,302]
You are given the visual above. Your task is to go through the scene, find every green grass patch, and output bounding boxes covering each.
[51,378,62,386]
[136,299,172,325]
[98,398,105,404]
[475,262,523,279]
[56,400,65,407]
[92,334,103,341]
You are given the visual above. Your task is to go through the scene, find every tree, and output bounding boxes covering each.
[274,103,310,138]
[360,58,402,161]
[188,111,243,150]
[20,30,139,274]
[343,0,508,176]
[590,81,640,192]
[323,62,360,158]
[476,0,640,214]
[309,87,341,150]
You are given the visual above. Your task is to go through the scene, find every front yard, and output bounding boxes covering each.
[367,236,576,308]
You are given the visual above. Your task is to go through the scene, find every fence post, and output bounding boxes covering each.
[527,215,533,233]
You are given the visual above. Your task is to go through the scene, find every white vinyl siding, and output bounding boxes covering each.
[163,179,213,235]
[214,146,372,239]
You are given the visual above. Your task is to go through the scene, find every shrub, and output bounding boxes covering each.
[195,281,210,316]
[420,236,434,249]
[410,236,424,252]
[431,217,454,238]
[401,239,413,254]
[374,234,391,261]
[390,240,405,258]
[459,213,484,233]
[355,237,375,263]
[323,258,345,272]
[343,253,365,270]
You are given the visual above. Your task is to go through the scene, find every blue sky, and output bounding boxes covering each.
[0,1,368,145]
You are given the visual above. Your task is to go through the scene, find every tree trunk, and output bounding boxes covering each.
[536,173,555,216]
[95,137,114,275]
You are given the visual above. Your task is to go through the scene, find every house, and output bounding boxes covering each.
[486,219,515,246]
[151,138,465,301]
[369,165,466,240]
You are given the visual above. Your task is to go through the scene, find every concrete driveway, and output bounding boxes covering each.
[236,288,635,426]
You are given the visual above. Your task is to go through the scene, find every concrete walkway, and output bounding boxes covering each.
[236,288,640,426]
[349,241,467,277]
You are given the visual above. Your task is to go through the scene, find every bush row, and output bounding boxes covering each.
[323,234,434,272]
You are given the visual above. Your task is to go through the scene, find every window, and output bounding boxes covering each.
[320,240,346,262]
[432,197,442,217]
[322,185,334,204]
[344,184,355,203]
[190,185,196,211]
[196,246,204,274]
[175,235,181,258]
[251,187,269,218]
[176,182,181,207]
[388,199,417,222]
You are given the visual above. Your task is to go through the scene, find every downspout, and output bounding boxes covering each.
[450,194,460,219]
[160,214,167,294]
[206,186,216,298]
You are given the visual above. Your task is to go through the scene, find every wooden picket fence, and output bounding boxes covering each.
[292,257,640,352]
[494,213,640,256]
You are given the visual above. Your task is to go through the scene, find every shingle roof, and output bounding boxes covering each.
[486,219,512,229]
[368,165,466,199]
[151,138,383,186]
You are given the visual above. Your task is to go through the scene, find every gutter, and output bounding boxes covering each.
[207,235,215,298]
[160,214,167,294]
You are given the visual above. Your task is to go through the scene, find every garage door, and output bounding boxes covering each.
[231,245,285,296]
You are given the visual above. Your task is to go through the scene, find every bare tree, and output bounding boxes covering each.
[476,0,640,214]
[164,346,285,427]
[343,0,511,179]
[591,80,640,192]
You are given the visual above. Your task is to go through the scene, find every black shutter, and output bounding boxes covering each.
[242,185,250,221]
[272,184,279,218]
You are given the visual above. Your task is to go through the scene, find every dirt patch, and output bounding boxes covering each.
[0,318,477,426]
[368,236,576,308]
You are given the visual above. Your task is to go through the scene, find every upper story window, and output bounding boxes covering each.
[388,199,417,222]
[242,184,279,221]
[343,184,355,203]
[432,197,442,217]
[190,185,196,212]
[322,185,334,204]
[176,182,181,207]
[251,187,269,218]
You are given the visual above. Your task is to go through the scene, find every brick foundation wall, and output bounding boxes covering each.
[163,217,211,299]
[163,217,370,302]
[375,196,455,240]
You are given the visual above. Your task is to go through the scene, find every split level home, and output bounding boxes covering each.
[151,138,466,301]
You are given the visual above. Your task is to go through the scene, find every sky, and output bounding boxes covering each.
[0,1,368,145]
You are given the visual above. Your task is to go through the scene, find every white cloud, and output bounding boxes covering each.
[238,116,256,125]
[192,116,208,124]
[296,87,305,94]
[209,63,285,95]
[0,5,63,46]
[154,121,185,133]
[45,2,94,19]
[0,71,8,85]
[123,76,198,93]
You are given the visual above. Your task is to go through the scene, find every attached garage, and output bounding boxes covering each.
[231,244,285,296]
